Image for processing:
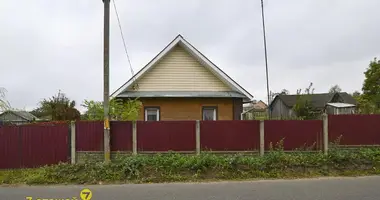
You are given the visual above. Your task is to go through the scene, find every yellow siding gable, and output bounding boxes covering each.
[127,45,232,92]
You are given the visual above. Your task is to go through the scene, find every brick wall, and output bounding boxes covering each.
[138,97,234,120]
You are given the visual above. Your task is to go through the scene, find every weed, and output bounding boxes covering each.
[2,148,380,185]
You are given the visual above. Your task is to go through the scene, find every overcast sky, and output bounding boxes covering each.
[1,0,379,112]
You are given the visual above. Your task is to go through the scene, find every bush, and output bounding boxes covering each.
[2,148,380,185]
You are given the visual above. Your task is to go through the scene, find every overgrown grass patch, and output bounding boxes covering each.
[2,148,380,185]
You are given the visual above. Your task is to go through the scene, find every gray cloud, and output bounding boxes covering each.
[1,0,379,111]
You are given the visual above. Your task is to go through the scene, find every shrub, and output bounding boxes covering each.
[2,148,380,185]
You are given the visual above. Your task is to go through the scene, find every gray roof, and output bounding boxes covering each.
[271,92,357,109]
[0,110,38,121]
[117,91,247,99]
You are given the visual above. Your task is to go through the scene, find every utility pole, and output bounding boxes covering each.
[260,0,271,119]
[102,0,111,163]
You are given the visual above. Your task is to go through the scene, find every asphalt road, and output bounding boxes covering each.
[1,176,380,200]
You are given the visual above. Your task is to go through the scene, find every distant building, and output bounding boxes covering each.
[269,92,357,119]
[0,110,38,125]
[242,100,268,120]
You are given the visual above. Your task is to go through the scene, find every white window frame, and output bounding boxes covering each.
[144,107,160,121]
[202,107,217,121]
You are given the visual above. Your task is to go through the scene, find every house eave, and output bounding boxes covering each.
[116,91,248,100]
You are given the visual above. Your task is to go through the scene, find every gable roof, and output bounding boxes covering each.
[0,110,38,121]
[111,35,253,101]
[270,92,357,109]
[256,100,268,107]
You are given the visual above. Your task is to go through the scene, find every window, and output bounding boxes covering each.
[202,106,217,120]
[144,107,160,121]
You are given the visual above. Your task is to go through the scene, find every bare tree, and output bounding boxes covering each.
[329,84,342,94]
[0,87,11,112]
[280,89,290,95]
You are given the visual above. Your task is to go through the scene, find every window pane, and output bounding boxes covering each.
[145,108,159,121]
[147,110,157,115]
[203,109,215,120]
[147,114,157,121]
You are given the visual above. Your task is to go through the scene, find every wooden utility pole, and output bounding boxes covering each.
[260,0,271,119]
[102,0,111,163]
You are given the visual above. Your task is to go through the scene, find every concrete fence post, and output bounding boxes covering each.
[259,120,265,156]
[132,121,137,155]
[70,121,76,164]
[196,120,200,155]
[322,114,329,155]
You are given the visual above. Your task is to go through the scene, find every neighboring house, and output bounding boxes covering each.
[243,100,268,111]
[0,110,38,125]
[242,100,268,120]
[111,35,253,121]
[269,92,357,118]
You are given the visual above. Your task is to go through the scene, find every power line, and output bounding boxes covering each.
[111,0,135,78]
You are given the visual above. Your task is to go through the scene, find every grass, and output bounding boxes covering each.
[1,147,380,185]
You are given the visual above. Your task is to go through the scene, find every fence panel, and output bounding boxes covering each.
[110,121,133,151]
[329,115,380,145]
[0,126,20,169]
[200,120,260,151]
[264,120,323,151]
[76,121,103,151]
[137,121,196,152]
[20,123,69,168]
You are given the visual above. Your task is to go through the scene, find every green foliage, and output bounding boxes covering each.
[356,96,380,114]
[38,90,81,121]
[2,148,380,185]
[29,107,45,118]
[352,91,380,114]
[81,98,142,121]
[361,57,380,113]
[293,82,317,120]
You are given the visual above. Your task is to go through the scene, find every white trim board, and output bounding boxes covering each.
[111,35,254,101]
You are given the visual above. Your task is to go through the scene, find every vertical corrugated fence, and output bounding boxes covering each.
[264,120,323,151]
[200,120,260,151]
[3,115,380,169]
[329,114,380,145]
[110,121,133,152]
[76,121,103,151]
[0,126,20,169]
[137,121,196,152]
[20,124,69,168]
[0,123,69,169]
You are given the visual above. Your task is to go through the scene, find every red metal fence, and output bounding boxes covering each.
[76,121,103,151]
[0,123,69,169]
[137,121,196,152]
[200,120,260,151]
[264,120,323,151]
[111,121,133,151]
[0,126,19,169]
[329,115,380,145]
[2,115,380,169]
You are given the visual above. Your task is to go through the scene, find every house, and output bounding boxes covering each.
[0,110,38,125]
[111,35,253,121]
[242,100,268,120]
[243,100,268,111]
[269,92,357,118]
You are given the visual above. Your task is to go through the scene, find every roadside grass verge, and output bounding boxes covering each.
[1,147,380,185]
